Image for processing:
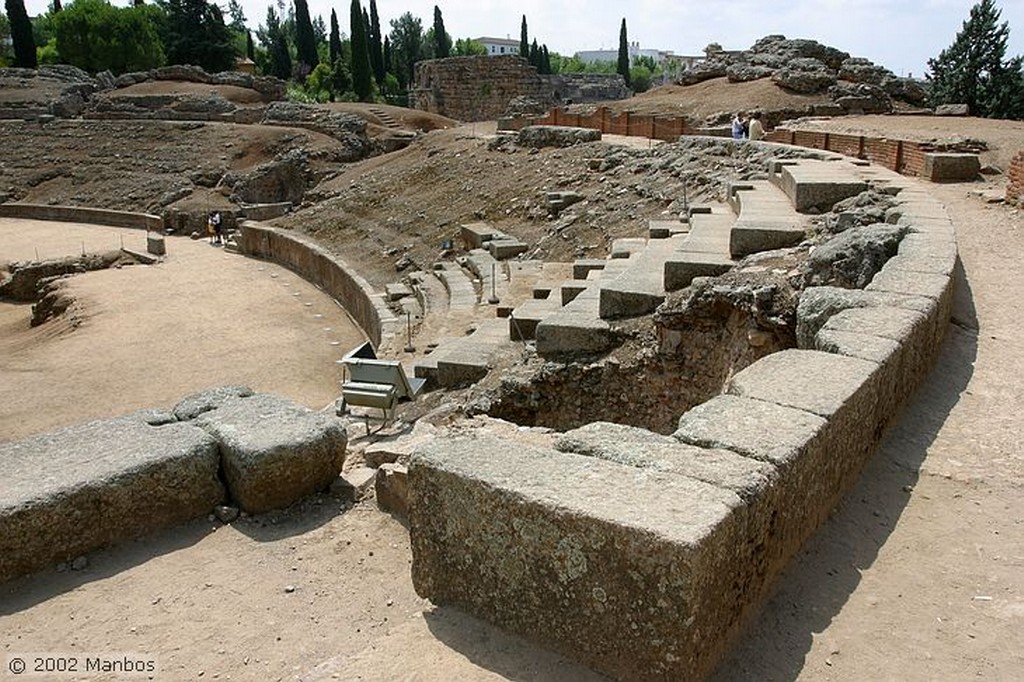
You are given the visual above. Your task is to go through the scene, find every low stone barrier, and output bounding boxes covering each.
[408,159,957,680]
[0,411,223,584]
[236,221,398,352]
[0,389,349,584]
[0,203,163,231]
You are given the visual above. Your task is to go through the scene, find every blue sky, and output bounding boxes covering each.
[20,0,1024,78]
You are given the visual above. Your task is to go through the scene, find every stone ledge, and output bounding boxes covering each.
[0,412,223,583]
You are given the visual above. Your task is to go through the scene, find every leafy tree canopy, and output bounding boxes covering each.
[162,0,236,73]
[53,0,164,74]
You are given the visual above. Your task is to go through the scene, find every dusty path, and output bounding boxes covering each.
[0,219,366,442]
[713,183,1024,680]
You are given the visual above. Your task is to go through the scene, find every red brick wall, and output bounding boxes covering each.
[1009,151,1024,205]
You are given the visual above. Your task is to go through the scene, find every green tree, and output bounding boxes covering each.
[349,0,371,100]
[6,0,36,67]
[225,0,245,30]
[293,0,317,74]
[541,44,551,74]
[388,11,422,89]
[368,0,384,84]
[164,0,236,73]
[52,0,164,73]
[617,18,630,88]
[453,37,485,56]
[431,5,449,59]
[328,9,341,63]
[0,13,13,66]
[262,5,291,79]
[518,14,527,57]
[927,0,1024,119]
[529,38,538,68]
[245,29,254,60]
[52,0,63,13]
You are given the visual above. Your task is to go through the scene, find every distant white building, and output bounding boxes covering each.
[475,37,522,57]
[577,41,679,65]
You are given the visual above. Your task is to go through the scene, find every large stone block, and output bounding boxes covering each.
[0,412,222,583]
[409,435,766,681]
[195,394,347,513]
[922,153,980,182]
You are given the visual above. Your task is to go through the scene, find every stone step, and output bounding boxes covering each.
[663,208,735,291]
[770,158,868,213]
[599,235,687,319]
[729,180,807,258]
[433,261,478,309]
[412,318,509,389]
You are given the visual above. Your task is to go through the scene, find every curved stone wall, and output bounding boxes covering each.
[0,202,163,231]
[236,221,398,352]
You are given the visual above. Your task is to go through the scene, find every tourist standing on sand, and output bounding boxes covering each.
[211,211,223,245]
[731,112,747,140]
[207,212,217,244]
[748,111,766,141]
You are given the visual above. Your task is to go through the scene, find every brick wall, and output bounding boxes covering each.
[1008,151,1024,206]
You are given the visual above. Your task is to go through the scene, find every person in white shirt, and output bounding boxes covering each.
[748,111,766,141]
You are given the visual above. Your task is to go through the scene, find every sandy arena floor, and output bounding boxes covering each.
[0,218,366,443]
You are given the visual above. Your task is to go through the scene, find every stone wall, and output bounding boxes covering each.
[411,55,552,122]
[546,73,630,104]
[236,222,398,352]
[0,202,163,231]
[1008,150,1024,206]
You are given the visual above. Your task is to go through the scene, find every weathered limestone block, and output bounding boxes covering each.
[922,153,980,182]
[194,394,347,513]
[795,285,935,350]
[409,434,764,681]
[0,412,222,583]
[815,306,931,426]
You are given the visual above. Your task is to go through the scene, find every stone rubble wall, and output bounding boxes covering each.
[408,156,957,680]
[1008,150,1024,206]
[412,55,552,122]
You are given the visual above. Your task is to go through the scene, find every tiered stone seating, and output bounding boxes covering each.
[770,158,868,212]
[663,206,736,291]
[729,180,808,258]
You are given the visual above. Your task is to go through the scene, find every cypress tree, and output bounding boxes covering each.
[294,0,319,73]
[368,0,384,85]
[617,18,631,88]
[246,30,255,61]
[5,0,36,68]
[541,45,551,75]
[53,0,63,12]
[349,0,371,100]
[519,15,528,57]
[383,35,392,77]
[529,39,539,69]
[329,9,342,64]
[432,5,450,59]
[927,0,1024,119]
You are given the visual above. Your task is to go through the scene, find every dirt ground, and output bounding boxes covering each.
[0,219,366,443]
[0,92,1022,680]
